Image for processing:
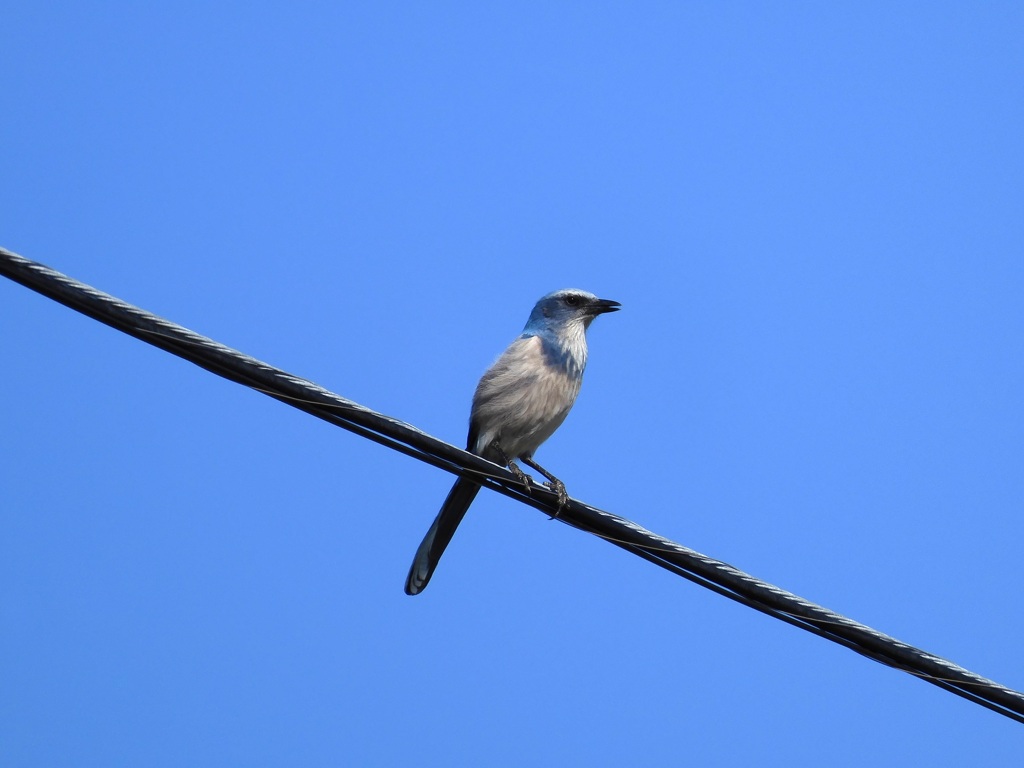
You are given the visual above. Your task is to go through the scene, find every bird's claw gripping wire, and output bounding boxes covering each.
[522,456,569,518]
[507,460,535,496]
[543,479,569,516]
[495,443,535,496]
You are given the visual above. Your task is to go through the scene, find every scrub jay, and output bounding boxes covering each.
[405,288,620,595]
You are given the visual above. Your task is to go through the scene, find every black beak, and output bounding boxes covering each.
[590,298,621,315]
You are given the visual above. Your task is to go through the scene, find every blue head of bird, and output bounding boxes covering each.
[523,289,621,335]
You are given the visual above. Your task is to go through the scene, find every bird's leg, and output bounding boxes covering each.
[520,457,569,513]
[493,442,534,495]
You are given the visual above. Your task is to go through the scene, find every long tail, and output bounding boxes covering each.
[404,478,481,595]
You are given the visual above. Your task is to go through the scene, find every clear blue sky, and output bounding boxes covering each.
[3,4,1023,765]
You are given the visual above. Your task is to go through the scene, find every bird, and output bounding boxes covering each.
[404,288,620,595]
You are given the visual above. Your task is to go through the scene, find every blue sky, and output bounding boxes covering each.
[2,3,1023,765]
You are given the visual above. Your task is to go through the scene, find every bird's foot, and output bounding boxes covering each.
[544,479,569,518]
[507,461,534,495]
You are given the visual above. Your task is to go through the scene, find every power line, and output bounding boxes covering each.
[2,245,1022,724]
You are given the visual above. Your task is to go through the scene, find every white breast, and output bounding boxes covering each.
[470,334,585,460]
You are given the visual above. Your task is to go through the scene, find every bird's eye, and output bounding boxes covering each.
[564,294,580,307]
